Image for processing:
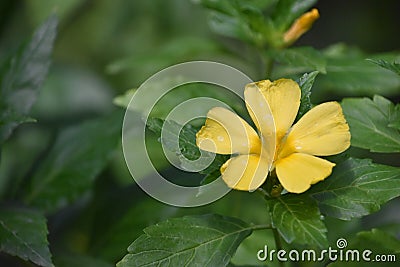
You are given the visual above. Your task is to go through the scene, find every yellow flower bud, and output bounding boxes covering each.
[283,8,320,46]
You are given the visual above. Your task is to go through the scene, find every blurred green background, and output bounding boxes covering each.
[0,0,399,266]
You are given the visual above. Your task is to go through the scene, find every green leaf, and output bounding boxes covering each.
[274,46,400,96]
[113,89,135,109]
[367,58,400,76]
[198,0,274,47]
[147,118,200,160]
[310,158,400,220]
[107,36,220,75]
[273,47,326,74]
[389,104,400,130]
[356,229,400,253]
[0,15,58,143]
[271,0,318,31]
[342,96,400,153]
[147,118,229,178]
[231,229,274,266]
[316,50,400,96]
[117,214,253,267]
[114,79,245,121]
[91,187,268,263]
[24,111,123,213]
[0,207,53,267]
[267,194,328,248]
[295,71,318,121]
[328,228,400,267]
[90,194,177,262]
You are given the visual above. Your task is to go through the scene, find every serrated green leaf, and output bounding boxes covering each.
[146,118,229,178]
[316,52,400,96]
[147,118,200,160]
[267,195,328,248]
[342,96,400,153]
[310,158,400,220]
[199,0,274,47]
[0,207,53,267]
[322,59,400,95]
[91,187,269,263]
[90,192,177,263]
[367,58,400,76]
[0,15,57,143]
[24,111,122,213]
[274,47,400,95]
[295,71,318,121]
[389,104,400,130]
[273,47,326,74]
[117,214,252,267]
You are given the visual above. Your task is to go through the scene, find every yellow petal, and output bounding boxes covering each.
[244,84,276,165]
[280,102,351,158]
[196,107,261,155]
[245,79,300,142]
[275,153,335,193]
[283,8,320,46]
[220,154,269,191]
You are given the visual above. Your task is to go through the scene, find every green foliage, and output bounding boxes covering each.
[311,158,400,220]
[271,0,317,31]
[317,50,400,96]
[199,0,319,48]
[107,36,220,75]
[267,195,328,248]
[355,228,400,253]
[24,111,123,213]
[295,71,318,121]
[146,118,229,178]
[90,196,177,262]
[0,1,399,267]
[342,96,400,153]
[117,214,253,267]
[272,47,326,74]
[0,15,57,144]
[113,79,245,121]
[198,0,273,47]
[54,253,113,267]
[0,207,53,267]
[367,58,400,76]
[328,228,400,267]
[147,118,201,160]
[274,46,400,96]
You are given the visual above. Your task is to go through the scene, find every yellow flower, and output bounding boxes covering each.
[283,8,320,46]
[196,79,351,194]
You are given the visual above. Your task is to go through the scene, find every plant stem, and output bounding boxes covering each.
[251,224,273,231]
[273,227,285,267]
[264,56,274,78]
